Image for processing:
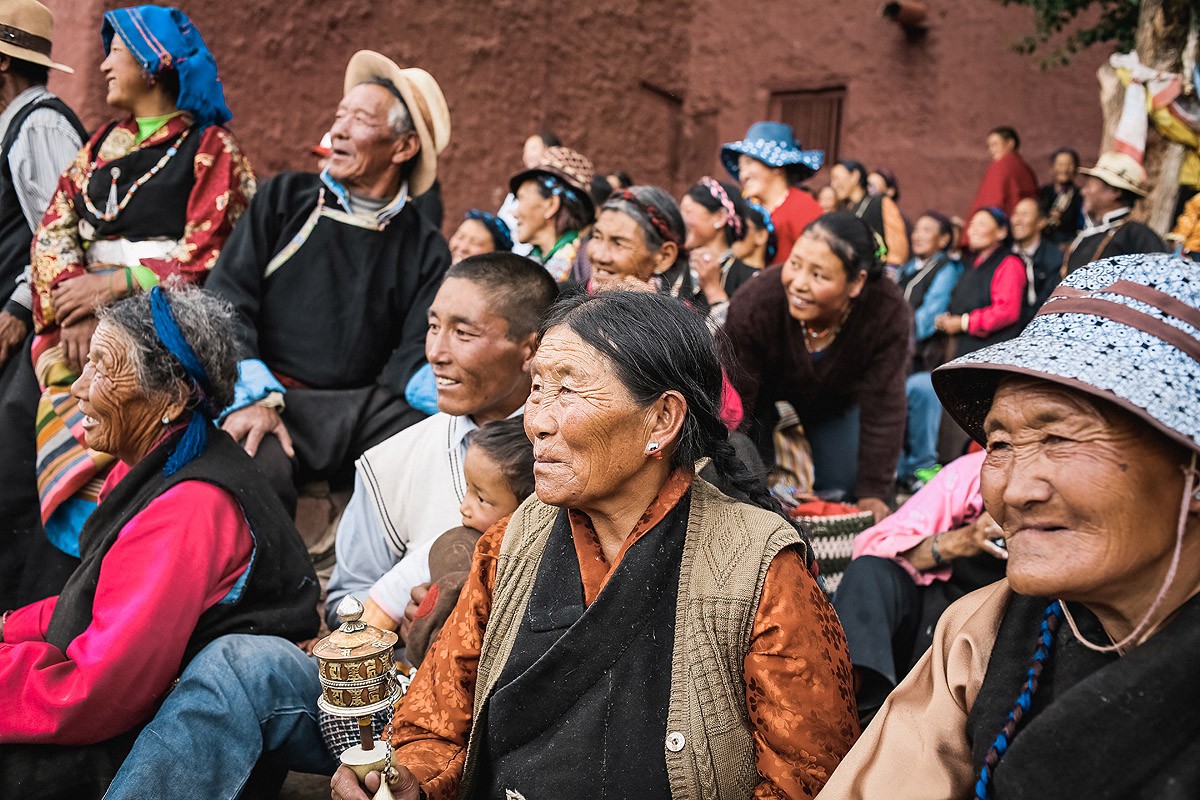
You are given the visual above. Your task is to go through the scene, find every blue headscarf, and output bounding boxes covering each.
[464,210,514,252]
[148,286,217,475]
[102,6,231,129]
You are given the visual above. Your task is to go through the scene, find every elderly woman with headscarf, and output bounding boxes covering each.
[0,286,318,799]
[509,146,594,283]
[332,290,858,800]
[818,252,1200,799]
[22,5,254,595]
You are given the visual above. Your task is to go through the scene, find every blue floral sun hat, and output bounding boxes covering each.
[721,121,825,182]
[933,253,1200,454]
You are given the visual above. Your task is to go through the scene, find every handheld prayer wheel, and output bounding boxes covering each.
[313,595,402,782]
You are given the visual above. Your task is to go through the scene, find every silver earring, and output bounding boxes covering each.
[713,221,722,229]
[161,414,172,425]
[646,442,660,454]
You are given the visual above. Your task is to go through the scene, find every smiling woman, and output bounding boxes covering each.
[332,290,860,800]
[817,253,1200,800]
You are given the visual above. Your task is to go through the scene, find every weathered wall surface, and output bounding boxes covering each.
[44,0,1108,233]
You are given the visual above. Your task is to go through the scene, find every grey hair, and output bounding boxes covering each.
[359,77,415,139]
[601,185,686,253]
[98,285,239,412]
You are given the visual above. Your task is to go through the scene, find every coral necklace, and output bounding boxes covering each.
[83,128,191,222]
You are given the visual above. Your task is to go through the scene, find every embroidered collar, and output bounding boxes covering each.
[1079,206,1132,237]
[320,168,408,225]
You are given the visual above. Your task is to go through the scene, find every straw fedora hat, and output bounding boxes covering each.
[1078,152,1149,197]
[344,50,449,197]
[0,0,72,73]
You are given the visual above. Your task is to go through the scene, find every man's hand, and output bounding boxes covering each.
[857,496,891,524]
[331,764,422,800]
[60,316,99,373]
[221,405,294,458]
[399,583,431,644]
[51,272,121,327]
[0,310,28,368]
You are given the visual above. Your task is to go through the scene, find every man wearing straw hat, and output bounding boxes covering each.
[207,50,451,516]
[1064,151,1167,275]
[0,0,85,608]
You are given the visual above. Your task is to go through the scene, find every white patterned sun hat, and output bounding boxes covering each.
[721,121,824,182]
[933,253,1200,454]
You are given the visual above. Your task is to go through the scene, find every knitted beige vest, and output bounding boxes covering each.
[458,477,804,799]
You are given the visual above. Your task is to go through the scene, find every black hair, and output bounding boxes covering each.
[444,252,559,340]
[536,131,561,148]
[532,177,593,234]
[972,207,1015,250]
[1049,147,1080,169]
[539,291,813,560]
[684,179,747,246]
[742,201,778,263]
[919,210,954,243]
[590,174,614,207]
[836,159,869,190]
[803,211,883,282]
[5,57,49,86]
[990,126,1020,150]
[469,417,535,501]
[608,171,633,189]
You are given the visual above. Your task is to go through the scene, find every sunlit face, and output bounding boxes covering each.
[525,326,662,513]
[680,194,724,250]
[981,379,1190,605]
[1009,198,1043,244]
[449,219,496,264]
[829,164,859,201]
[514,180,556,244]
[71,322,173,462]
[101,37,151,111]
[426,278,535,424]
[910,215,948,258]
[737,155,782,201]
[966,210,1007,252]
[459,445,522,534]
[587,209,662,290]
[327,84,411,194]
[1052,152,1078,185]
[779,231,865,328]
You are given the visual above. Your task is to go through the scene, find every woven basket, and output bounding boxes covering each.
[791,506,876,594]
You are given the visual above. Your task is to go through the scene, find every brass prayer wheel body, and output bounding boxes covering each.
[313,596,401,717]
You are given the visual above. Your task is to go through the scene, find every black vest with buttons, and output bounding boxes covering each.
[471,495,689,799]
[947,246,1022,358]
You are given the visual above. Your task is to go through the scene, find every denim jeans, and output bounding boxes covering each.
[898,372,940,480]
[102,635,338,800]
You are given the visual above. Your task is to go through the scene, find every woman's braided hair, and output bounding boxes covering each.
[540,290,816,568]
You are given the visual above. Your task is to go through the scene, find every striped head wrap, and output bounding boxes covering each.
[606,188,683,247]
[148,286,217,475]
[698,176,743,238]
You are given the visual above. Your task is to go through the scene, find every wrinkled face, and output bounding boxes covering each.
[981,379,1189,604]
[525,326,660,512]
[449,219,496,264]
[910,215,948,258]
[459,446,522,534]
[101,37,150,111]
[587,209,660,290]
[1052,153,1078,185]
[514,180,555,244]
[71,322,171,461]
[1081,175,1121,217]
[680,194,724,250]
[829,164,859,201]
[737,155,779,200]
[779,231,864,328]
[986,133,1012,161]
[327,84,407,193]
[522,135,547,170]
[966,210,1006,252]
[426,277,534,425]
[1009,198,1043,244]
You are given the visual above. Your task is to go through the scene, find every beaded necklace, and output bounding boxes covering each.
[800,304,851,352]
[82,128,191,223]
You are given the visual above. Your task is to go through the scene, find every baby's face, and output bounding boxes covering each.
[460,447,521,534]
